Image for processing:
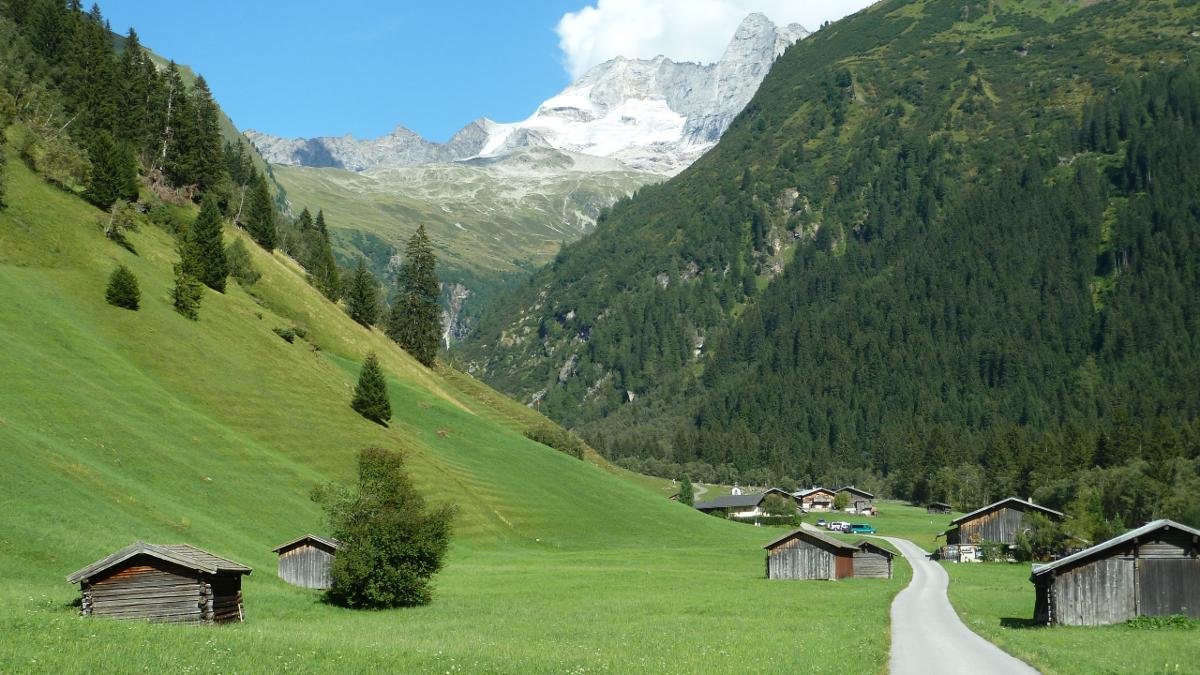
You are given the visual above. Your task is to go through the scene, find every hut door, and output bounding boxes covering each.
[1138,559,1200,617]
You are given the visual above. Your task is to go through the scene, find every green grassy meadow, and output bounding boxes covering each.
[0,152,910,672]
[945,562,1200,674]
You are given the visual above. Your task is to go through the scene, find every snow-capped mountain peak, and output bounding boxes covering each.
[247,14,808,176]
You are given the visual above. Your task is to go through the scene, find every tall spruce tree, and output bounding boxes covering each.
[345,257,379,327]
[171,241,203,320]
[244,172,276,250]
[186,193,228,292]
[85,133,138,208]
[677,474,694,506]
[311,209,341,301]
[387,225,441,367]
[350,353,391,425]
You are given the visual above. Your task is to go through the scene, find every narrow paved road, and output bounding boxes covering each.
[882,536,1039,675]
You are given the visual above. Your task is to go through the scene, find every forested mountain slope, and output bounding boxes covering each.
[459,0,1200,525]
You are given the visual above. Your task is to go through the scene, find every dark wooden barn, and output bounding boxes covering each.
[852,540,895,579]
[272,534,340,589]
[763,528,857,580]
[66,541,251,624]
[946,497,1064,545]
[1031,519,1200,626]
[836,486,875,511]
[926,502,952,515]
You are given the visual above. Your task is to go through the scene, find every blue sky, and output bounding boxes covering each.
[98,1,872,142]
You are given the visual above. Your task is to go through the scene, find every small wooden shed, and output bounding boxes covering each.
[66,541,251,624]
[926,502,952,515]
[852,540,895,578]
[946,497,1064,545]
[1031,519,1200,626]
[272,534,341,589]
[763,528,857,580]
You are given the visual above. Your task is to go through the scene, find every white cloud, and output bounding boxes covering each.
[556,0,876,79]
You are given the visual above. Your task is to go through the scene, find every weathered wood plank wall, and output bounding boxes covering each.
[278,544,335,589]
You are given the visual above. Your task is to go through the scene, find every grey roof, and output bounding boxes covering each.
[763,527,859,552]
[271,534,342,554]
[836,486,875,499]
[853,540,895,557]
[1031,519,1200,578]
[796,487,836,498]
[950,497,1064,526]
[693,488,794,511]
[67,541,252,584]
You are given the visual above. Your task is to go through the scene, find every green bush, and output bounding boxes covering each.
[225,238,261,286]
[523,424,587,459]
[272,327,296,343]
[314,447,454,608]
[104,265,140,310]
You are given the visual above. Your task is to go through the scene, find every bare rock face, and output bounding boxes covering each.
[246,14,808,176]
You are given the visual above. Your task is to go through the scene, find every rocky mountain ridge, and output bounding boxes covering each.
[246,14,807,176]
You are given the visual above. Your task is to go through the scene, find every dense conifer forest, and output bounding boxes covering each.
[460,0,1200,532]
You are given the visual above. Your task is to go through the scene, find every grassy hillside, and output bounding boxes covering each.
[0,149,909,671]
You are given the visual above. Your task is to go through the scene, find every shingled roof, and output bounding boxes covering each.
[1031,519,1200,578]
[67,541,252,584]
[271,534,342,554]
[762,527,859,552]
[950,497,1064,525]
[693,488,794,511]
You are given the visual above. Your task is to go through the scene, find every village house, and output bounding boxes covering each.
[835,486,875,512]
[693,488,798,519]
[272,534,341,590]
[66,541,251,624]
[944,497,1065,545]
[795,487,837,512]
[1031,519,1200,626]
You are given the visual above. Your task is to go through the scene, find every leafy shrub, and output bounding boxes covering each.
[523,424,587,459]
[313,447,454,608]
[1125,615,1200,630]
[104,265,140,310]
[272,327,296,343]
[225,238,261,286]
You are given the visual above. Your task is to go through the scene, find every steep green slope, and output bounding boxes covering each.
[0,146,907,671]
[459,0,1200,500]
[272,152,656,340]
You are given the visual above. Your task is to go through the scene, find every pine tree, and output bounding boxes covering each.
[350,353,391,424]
[186,193,228,292]
[104,265,140,310]
[678,474,694,506]
[244,172,276,250]
[86,133,138,209]
[171,241,203,320]
[387,225,441,367]
[311,209,341,300]
[345,257,379,327]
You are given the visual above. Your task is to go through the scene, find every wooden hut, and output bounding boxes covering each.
[763,528,857,580]
[926,502,952,515]
[272,534,340,589]
[835,486,875,512]
[1031,519,1200,626]
[945,497,1064,545]
[852,540,895,578]
[66,541,251,624]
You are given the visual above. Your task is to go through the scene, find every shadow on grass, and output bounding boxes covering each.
[1000,617,1042,629]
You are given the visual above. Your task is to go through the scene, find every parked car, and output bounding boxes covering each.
[816,518,827,527]
[850,523,876,534]
[828,521,851,532]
